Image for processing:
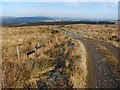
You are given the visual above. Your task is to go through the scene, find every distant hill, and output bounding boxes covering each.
[1,16,116,26]
[1,16,55,25]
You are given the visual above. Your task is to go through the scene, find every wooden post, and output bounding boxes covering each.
[17,46,20,60]
[42,35,46,45]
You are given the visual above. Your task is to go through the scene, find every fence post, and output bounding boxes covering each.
[17,46,20,60]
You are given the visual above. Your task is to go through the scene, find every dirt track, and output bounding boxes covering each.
[63,28,120,88]
[80,38,120,88]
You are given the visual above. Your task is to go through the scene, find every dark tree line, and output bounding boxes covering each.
[2,21,115,27]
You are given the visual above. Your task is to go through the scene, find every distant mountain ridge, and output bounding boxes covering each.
[1,16,117,26]
[1,16,55,25]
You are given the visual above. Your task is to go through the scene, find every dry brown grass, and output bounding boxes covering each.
[70,42,87,88]
[63,24,119,48]
[1,23,118,88]
[2,25,88,88]
[97,44,118,65]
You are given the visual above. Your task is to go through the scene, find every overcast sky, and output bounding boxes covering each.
[1,2,118,20]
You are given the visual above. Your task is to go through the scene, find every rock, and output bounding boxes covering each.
[37,81,48,90]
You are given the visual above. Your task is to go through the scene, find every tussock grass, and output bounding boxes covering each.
[2,26,88,88]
